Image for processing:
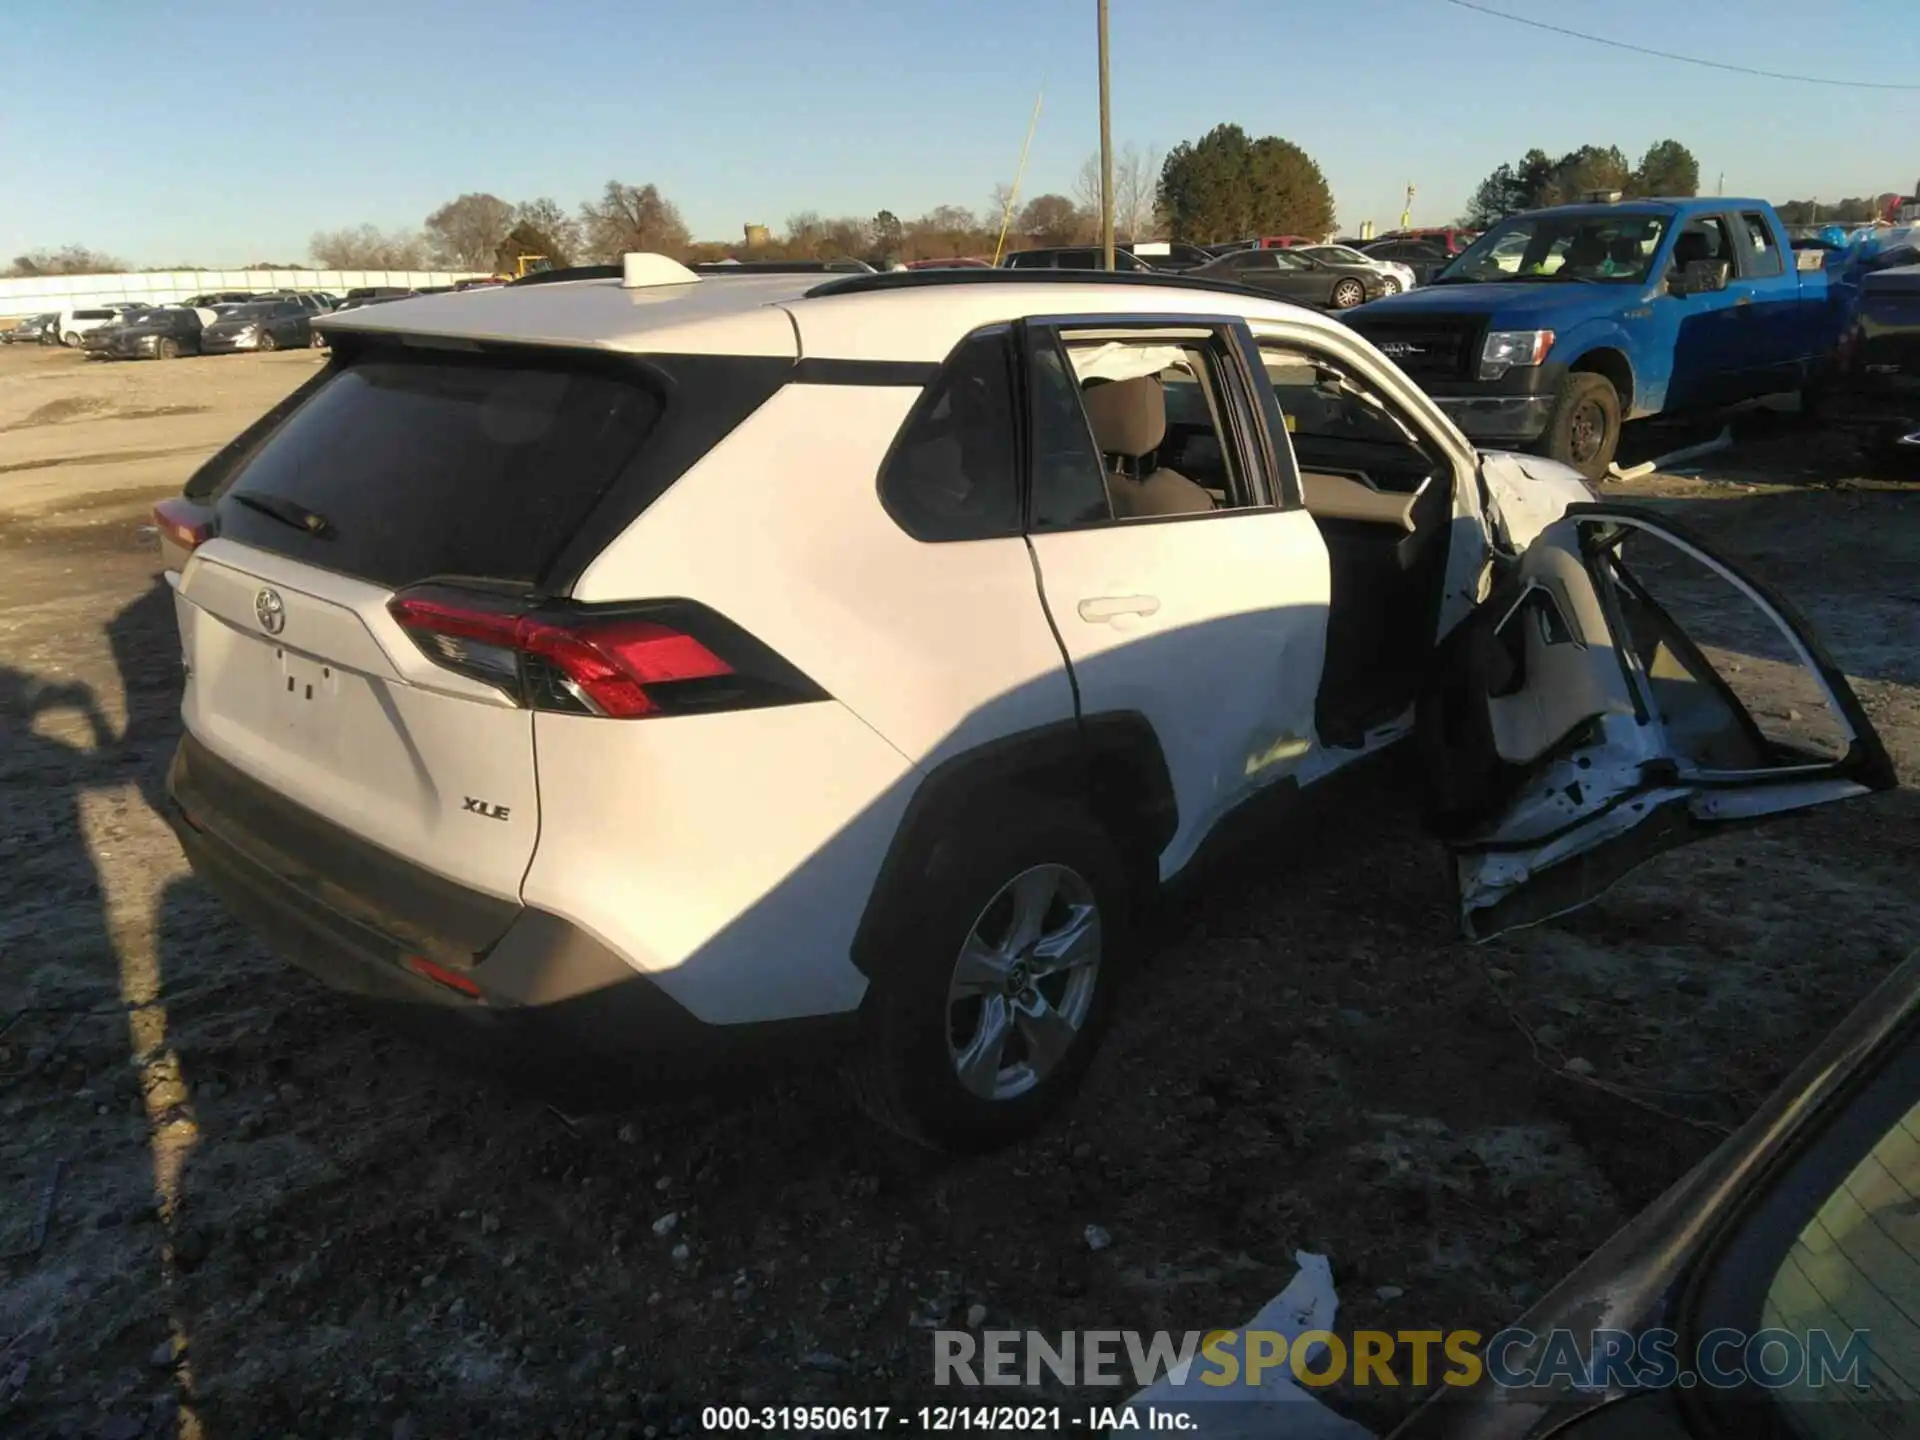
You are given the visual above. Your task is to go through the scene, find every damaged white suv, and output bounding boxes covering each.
[160,255,1895,1149]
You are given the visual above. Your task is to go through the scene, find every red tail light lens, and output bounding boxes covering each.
[153,497,215,556]
[388,587,819,720]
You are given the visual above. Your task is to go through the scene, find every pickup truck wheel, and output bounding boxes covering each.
[1538,372,1621,482]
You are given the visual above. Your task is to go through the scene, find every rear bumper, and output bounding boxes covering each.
[164,735,854,1093]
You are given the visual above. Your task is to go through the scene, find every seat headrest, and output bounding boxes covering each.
[1673,230,1712,267]
[1081,376,1167,459]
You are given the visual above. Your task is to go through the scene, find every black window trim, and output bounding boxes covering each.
[1019,312,1288,534]
[1737,210,1786,280]
[871,323,1025,546]
[1252,333,1441,502]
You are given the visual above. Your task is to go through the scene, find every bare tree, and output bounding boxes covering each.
[577,181,691,262]
[6,245,128,277]
[309,225,430,269]
[424,193,516,270]
[1115,143,1162,241]
[1076,144,1160,242]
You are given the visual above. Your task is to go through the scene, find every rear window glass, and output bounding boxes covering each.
[73,310,114,320]
[216,356,662,588]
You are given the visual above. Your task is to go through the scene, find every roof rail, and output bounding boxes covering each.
[694,259,875,275]
[802,268,1276,303]
[506,264,621,287]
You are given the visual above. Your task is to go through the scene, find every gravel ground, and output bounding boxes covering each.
[0,344,1916,1439]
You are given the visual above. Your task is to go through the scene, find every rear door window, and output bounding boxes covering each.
[216,355,662,589]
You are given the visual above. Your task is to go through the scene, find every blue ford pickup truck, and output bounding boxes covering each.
[1343,197,1836,478]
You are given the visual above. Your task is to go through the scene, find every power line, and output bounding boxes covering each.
[1438,0,1920,91]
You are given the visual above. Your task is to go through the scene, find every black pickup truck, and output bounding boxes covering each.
[1833,246,1920,472]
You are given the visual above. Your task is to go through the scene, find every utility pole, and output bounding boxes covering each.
[1097,0,1114,270]
[1716,171,1725,196]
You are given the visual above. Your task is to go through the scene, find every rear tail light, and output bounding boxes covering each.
[153,497,214,556]
[387,586,824,720]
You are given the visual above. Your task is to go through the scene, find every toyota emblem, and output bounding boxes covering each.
[254,587,286,635]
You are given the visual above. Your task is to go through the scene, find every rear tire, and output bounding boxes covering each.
[1535,371,1622,482]
[157,337,179,361]
[849,800,1130,1151]
[62,332,80,348]
[256,331,278,353]
[1331,278,1367,310]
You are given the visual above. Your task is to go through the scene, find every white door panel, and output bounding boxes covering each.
[1029,509,1331,874]
[1424,505,1897,939]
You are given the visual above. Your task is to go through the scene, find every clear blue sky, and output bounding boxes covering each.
[5,0,1916,266]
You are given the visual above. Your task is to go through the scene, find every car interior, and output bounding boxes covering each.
[1260,346,1455,742]
[1052,334,1455,742]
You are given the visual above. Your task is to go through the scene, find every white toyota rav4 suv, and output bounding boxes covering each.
[159,255,1895,1149]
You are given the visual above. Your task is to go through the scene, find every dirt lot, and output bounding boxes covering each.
[1,340,1916,1439]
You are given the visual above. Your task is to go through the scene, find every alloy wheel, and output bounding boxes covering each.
[1333,280,1365,309]
[945,863,1102,1101]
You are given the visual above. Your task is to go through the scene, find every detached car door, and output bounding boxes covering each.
[1420,504,1895,939]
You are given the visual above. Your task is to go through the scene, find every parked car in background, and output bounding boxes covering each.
[1363,238,1454,286]
[1126,240,1214,272]
[151,258,1892,1151]
[1831,255,1920,474]
[1190,245,1388,308]
[57,303,148,347]
[1377,226,1476,255]
[199,298,313,353]
[1344,198,1835,479]
[342,286,413,302]
[98,307,204,361]
[1250,235,1319,248]
[1298,243,1418,295]
[310,291,414,348]
[1395,950,1920,1439]
[1003,246,1155,271]
[184,291,257,308]
[903,257,994,269]
[3,313,58,345]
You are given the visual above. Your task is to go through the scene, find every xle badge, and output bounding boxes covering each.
[463,797,511,822]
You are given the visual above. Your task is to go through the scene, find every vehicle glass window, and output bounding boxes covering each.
[1057,250,1096,268]
[1025,336,1111,531]
[73,310,113,320]
[878,328,1021,543]
[1029,327,1261,529]
[1589,519,1855,770]
[1741,212,1785,278]
[1260,344,1436,494]
[216,356,663,588]
[1438,212,1670,283]
[1759,1095,1920,1431]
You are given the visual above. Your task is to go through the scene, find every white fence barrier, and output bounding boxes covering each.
[0,269,492,320]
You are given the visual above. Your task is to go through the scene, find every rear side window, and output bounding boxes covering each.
[1740,212,1784,278]
[217,356,662,588]
[74,309,113,320]
[878,328,1021,543]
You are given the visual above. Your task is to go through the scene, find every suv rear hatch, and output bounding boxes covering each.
[172,347,683,949]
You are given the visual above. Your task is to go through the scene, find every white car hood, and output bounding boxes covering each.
[1478,449,1595,552]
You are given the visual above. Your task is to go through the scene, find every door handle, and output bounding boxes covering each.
[1077,594,1161,623]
